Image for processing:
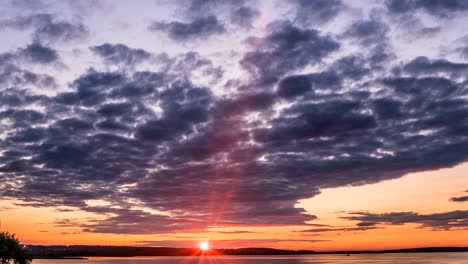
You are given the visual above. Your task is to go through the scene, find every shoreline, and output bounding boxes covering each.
[29,246,468,258]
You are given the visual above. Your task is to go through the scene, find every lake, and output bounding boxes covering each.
[33,253,468,263]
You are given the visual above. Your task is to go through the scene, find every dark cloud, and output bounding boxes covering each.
[0,88,47,108]
[230,6,259,29]
[277,71,342,98]
[417,26,441,36]
[381,76,459,97]
[392,13,441,38]
[255,99,376,142]
[214,230,257,234]
[241,20,339,84]
[0,43,60,69]
[157,52,224,83]
[341,210,468,230]
[385,0,468,17]
[79,207,205,234]
[401,56,468,75]
[450,190,468,202]
[174,0,257,30]
[343,17,389,46]
[180,0,249,18]
[298,226,379,233]
[277,74,313,98]
[10,128,47,143]
[371,98,403,120]
[450,196,468,202]
[149,16,225,41]
[0,65,56,88]
[0,13,89,43]
[0,45,58,87]
[332,56,371,80]
[90,43,152,67]
[294,0,344,25]
[20,43,59,64]
[342,16,394,71]
[1,50,467,234]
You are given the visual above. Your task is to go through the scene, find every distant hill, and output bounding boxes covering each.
[323,247,468,254]
[26,245,468,258]
[26,245,316,258]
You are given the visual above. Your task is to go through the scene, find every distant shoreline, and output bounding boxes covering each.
[26,246,468,258]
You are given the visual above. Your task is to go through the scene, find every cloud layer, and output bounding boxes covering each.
[0,0,467,235]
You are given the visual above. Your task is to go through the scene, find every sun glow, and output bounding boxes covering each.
[199,241,209,250]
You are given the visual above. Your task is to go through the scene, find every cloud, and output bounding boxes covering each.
[381,76,460,97]
[450,190,468,202]
[19,43,59,64]
[173,0,258,29]
[343,17,389,46]
[2,53,466,234]
[385,0,468,17]
[214,230,257,234]
[400,56,468,76]
[156,52,224,84]
[90,43,152,67]
[0,13,89,43]
[230,6,259,29]
[277,74,314,98]
[294,0,345,25]
[277,71,342,98]
[298,226,379,233]
[179,0,250,18]
[0,3,467,237]
[241,20,339,84]
[341,210,468,230]
[1,47,468,233]
[0,43,61,73]
[332,55,370,80]
[149,16,225,41]
[0,43,63,66]
[450,196,468,202]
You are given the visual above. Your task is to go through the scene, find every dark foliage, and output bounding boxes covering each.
[0,232,32,264]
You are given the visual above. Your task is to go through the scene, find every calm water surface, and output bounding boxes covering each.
[34,253,468,264]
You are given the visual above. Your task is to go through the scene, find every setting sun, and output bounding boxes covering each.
[199,241,209,251]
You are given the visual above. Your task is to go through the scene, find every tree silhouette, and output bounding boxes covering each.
[0,231,32,264]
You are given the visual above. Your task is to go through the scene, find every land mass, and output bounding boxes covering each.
[26,245,468,258]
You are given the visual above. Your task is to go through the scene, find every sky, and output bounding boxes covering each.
[0,0,467,251]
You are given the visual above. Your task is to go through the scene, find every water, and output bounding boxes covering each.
[33,253,468,264]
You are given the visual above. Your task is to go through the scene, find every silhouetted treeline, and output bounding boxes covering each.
[26,246,314,257]
[26,245,468,258]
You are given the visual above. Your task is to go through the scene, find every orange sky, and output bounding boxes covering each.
[2,162,467,251]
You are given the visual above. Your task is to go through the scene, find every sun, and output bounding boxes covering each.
[199,241,209,250]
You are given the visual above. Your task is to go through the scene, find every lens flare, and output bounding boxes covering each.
[199,241,209,250]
